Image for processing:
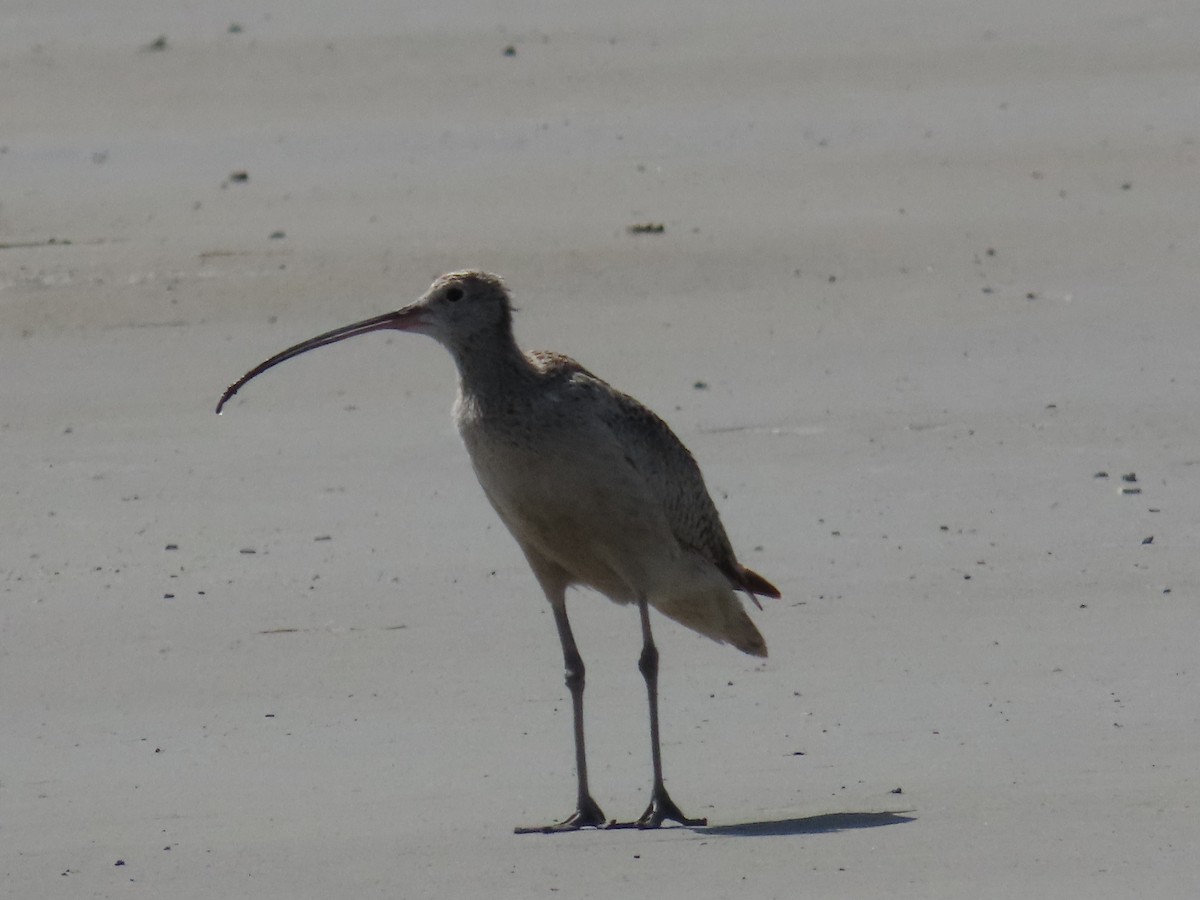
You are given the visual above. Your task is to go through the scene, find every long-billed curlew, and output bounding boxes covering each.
[216,271,779,832]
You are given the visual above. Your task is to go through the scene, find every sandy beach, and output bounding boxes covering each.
[4,2,1199,896]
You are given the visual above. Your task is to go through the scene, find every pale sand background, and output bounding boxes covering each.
[4,2,1199,897]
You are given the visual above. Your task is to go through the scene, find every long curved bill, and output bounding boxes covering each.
[215,305,424,414]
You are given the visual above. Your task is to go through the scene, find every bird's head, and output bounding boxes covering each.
[215,270,515,413]
[409,270,514,348]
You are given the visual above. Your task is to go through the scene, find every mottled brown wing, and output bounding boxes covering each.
[527,351,777,599]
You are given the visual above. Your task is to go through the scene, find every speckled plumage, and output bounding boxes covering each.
[440,280,777,656]
[215,270,779,831]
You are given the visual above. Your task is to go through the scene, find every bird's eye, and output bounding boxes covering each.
[444,286,463,303]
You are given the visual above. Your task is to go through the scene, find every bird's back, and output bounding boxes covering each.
[455,349,776,654]
[523,351,778,598]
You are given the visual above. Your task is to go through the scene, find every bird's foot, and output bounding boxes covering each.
[611,787,708,829]
[514,796,609,834]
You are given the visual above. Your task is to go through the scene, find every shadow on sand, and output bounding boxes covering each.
[697,810,915,837]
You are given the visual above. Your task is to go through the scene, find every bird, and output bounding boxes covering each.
[216,271,779,832]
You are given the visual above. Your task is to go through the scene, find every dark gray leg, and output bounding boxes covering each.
[628,595,707,828]
[514,599,607,834]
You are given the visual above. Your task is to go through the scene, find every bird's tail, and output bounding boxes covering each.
[735,565,781,599]
[728,564,780,611]
[650,557,768,657]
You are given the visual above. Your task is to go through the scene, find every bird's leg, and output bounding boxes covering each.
[617,596,708,829]
[514,599,607,834]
